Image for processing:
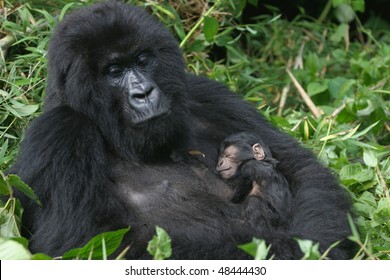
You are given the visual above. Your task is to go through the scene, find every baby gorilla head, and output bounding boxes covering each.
[216,132,278,203]
[216,132,270,179]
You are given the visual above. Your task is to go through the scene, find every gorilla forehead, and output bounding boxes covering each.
[54,2,175,55]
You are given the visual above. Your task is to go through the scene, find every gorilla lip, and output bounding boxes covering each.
[132,109,171,126]
[216,167,231,174]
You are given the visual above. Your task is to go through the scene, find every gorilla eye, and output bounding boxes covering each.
[136,53,154,68]
[107,65,123,77]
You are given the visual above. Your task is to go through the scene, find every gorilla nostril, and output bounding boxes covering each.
[132,88,153,101]
[133,93,147,100]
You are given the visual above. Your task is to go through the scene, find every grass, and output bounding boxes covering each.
[0,0,389,260]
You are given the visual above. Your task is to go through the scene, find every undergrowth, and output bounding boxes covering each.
[0,0,389,260]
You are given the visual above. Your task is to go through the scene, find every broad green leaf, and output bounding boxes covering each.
[0,208,21,237]
[340,164,374,185]
[0,238,31,260]
[327,76,355,99]
[8,175,42,206]
[12,104,39,117]
[334,3,354,23]
[363,149,378,167]
[351,0,365,12]
[330,23,348,45]
[203,16,219,42]
[230,0,246,17]
[31,253,53,260]
[307,82,328,96]
[0,176,10,196]
[353,202,376,218]
[358,191,377,208]
[296,239,321,260]
[147,226,172,260]
[238,238,270,260]
[3,101,39,118]
[63,228,130,260]
[373,199,390,225]
[332,0,347,6]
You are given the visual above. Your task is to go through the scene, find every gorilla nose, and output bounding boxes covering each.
[131,88,153,103]
[129,87,158,108]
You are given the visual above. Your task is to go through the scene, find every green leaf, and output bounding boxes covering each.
[347,121,380,140]
[340,164,374,185]
[363,149,378,167]
[203,16,219,42]
[8,174,42,206]
[332,0,348,7]
[358,191,377,208]
[347,214,361,242]
[0,207,21,237]
[334,3,355,23]
[0,237,32,260]
[12,104,39,117]
[238,238,270,260]
[3,103,39,118]
[351,0,365,12]
[353,202,376,218]
[0,176,10,196]
[373,198,390,225]
[214,28,234,47]
[330,23,349,43]
[59,2,77,21]
[229,0,247,17]
[31,253,53,260]
[307,82,328,96]
[62,228,130,260]
[296,239,321,260]
[147,226,172,260]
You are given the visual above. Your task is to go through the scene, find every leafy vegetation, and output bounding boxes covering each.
[0,0,389,259]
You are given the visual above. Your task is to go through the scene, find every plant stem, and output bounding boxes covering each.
[179,0,220,48]
[317,0,333,23]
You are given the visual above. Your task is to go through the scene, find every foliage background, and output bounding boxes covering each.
[0,0,389,259]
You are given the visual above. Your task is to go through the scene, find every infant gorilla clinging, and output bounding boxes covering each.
[216,132,292,228]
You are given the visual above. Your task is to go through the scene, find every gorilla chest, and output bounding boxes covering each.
[110,160,206,209]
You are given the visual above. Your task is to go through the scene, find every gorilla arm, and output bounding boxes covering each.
[10,106,127,256]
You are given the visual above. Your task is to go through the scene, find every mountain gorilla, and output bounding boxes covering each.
[11,1,354,259]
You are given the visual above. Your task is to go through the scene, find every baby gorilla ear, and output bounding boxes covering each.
[252,143,265,160]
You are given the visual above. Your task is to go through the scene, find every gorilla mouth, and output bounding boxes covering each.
[132,108,171,126]
[217,167,231,174]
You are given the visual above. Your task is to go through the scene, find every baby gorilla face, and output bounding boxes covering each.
[216,145,241,179]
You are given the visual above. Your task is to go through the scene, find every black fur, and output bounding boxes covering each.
[11,1,354,259]
[218,132,292,228]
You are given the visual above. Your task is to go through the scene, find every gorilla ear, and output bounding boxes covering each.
[252,143,265,160]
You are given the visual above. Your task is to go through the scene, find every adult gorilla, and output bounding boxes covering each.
[11,1,354,259]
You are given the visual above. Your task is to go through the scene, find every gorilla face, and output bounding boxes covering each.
[102,49,171,126]
[45,3,190,161]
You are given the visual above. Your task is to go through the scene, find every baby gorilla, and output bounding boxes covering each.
[216,132,292,228]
